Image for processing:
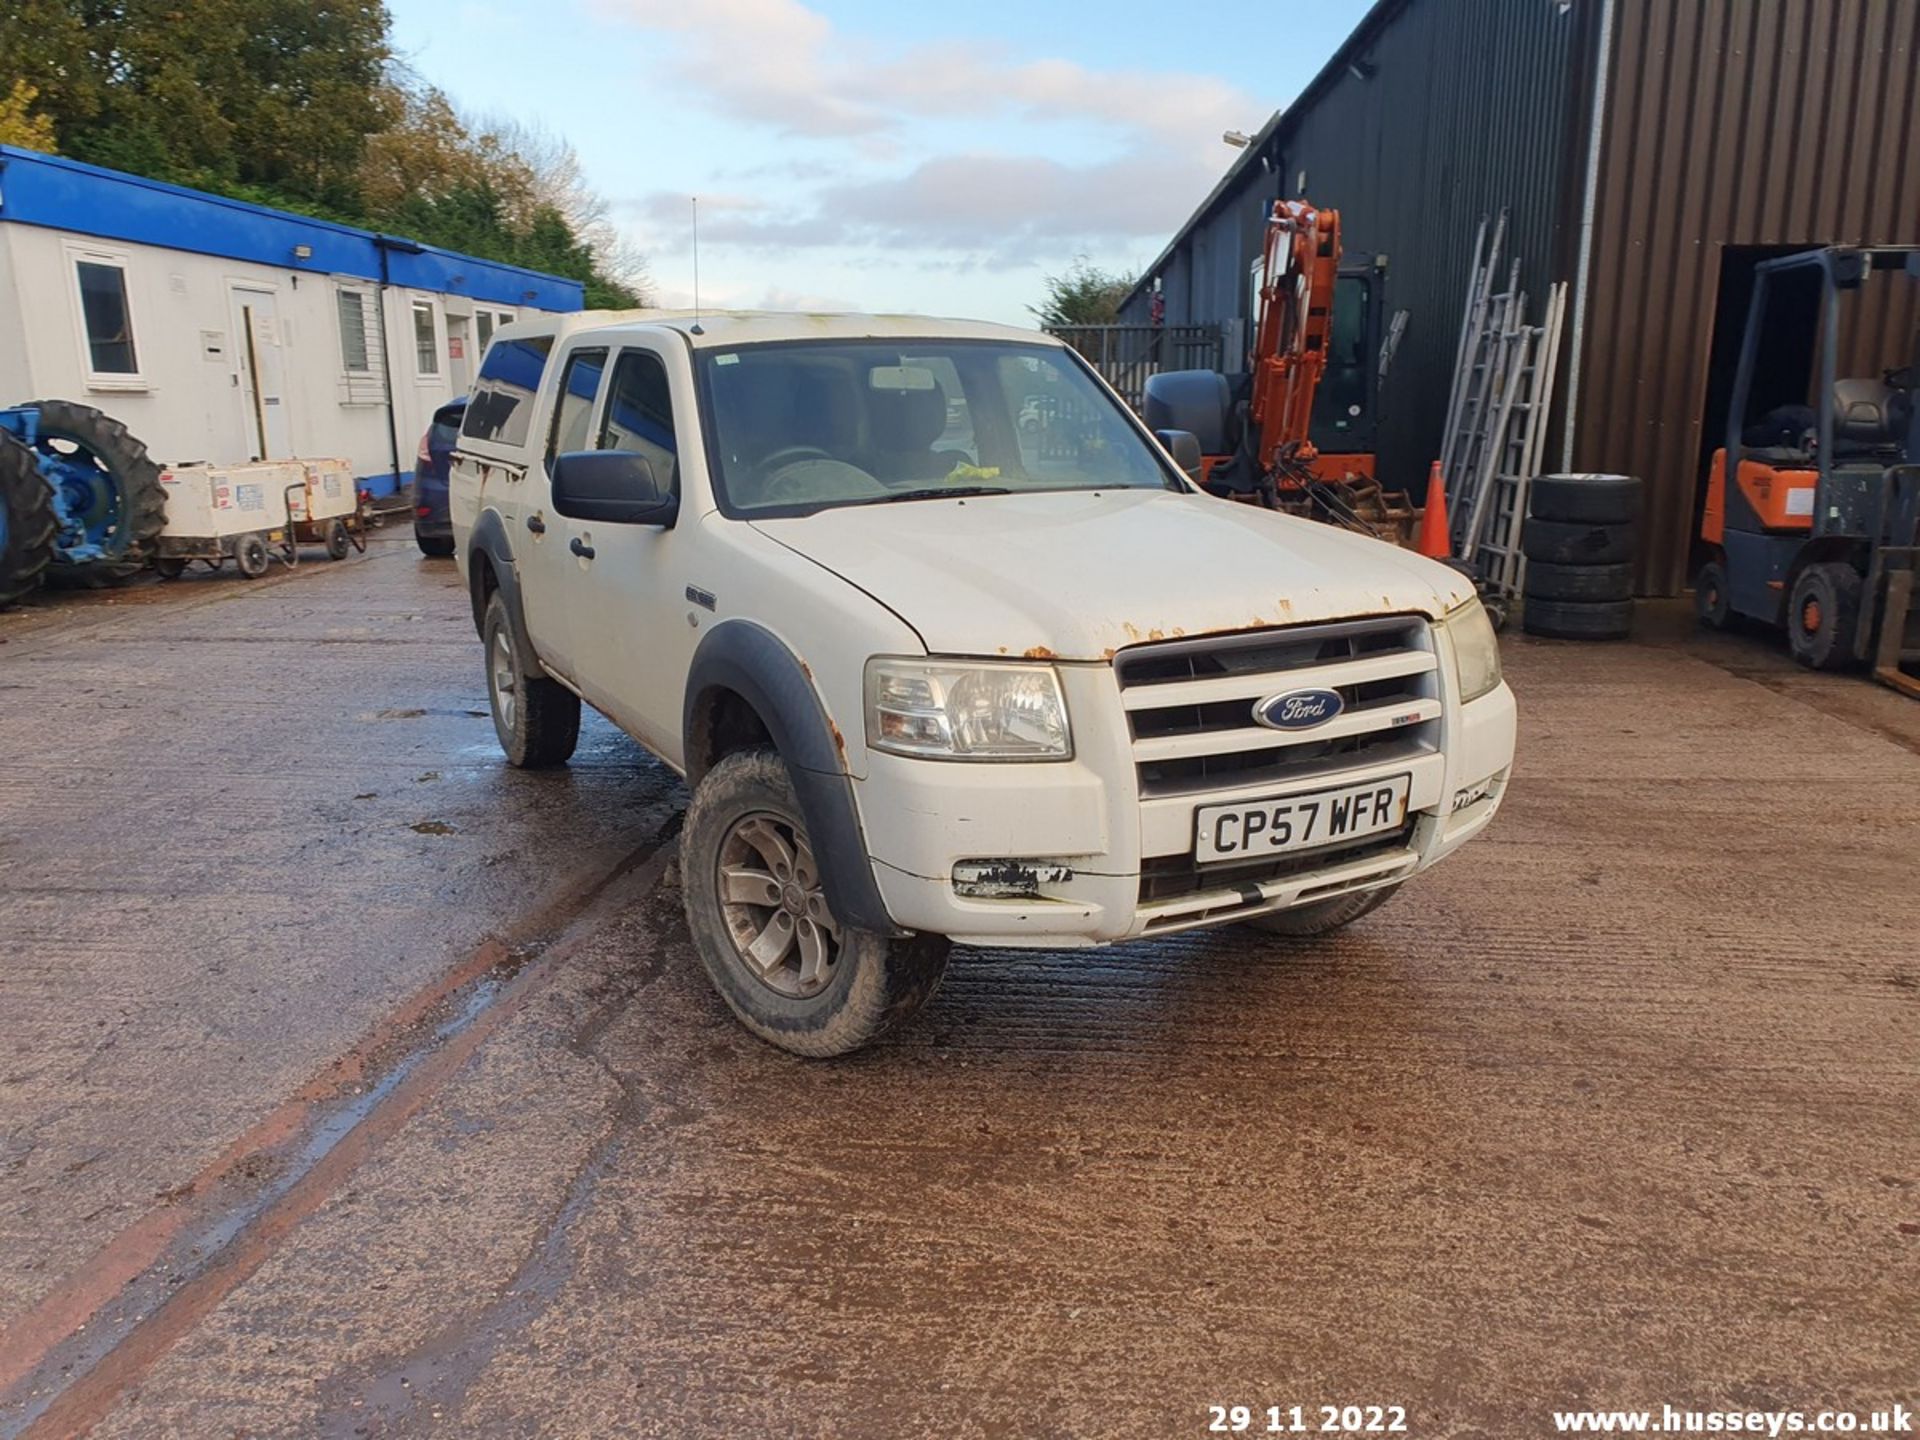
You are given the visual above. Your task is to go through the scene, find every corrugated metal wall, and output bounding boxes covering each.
[1575,0,1920,593]
[1124,0,1592,496]
[1273,0,1592,492]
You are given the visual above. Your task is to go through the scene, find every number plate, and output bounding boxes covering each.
[1194,774,1412,864]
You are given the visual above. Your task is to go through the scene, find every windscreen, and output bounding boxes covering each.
[697,340,1178,515]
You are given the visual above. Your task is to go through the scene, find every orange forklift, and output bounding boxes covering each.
[1696,245,1920,693]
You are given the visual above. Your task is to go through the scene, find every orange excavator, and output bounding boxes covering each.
[1143,199,1412,539]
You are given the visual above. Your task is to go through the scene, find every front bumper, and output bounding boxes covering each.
[858,638,1516,948]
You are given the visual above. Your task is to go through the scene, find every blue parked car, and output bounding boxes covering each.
[413,398,465,557]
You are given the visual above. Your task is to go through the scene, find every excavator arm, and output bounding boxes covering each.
[1248,200,1342,475]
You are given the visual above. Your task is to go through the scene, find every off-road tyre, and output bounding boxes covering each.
[325,519,351,560]
[1241,882,1402,938]
[234,532,271,578]
[416,533,456,558]
[1786,561,1862,671]
[1523,596,1635,640]
[0,433,57,607]
[682,748,950,1057]
[1528,473,1642,526]
[1523,560,1634,603]
[28,400,166,588]
[1521,518,1635,566]
[482,591,579,767]
[1694,560,1731,630]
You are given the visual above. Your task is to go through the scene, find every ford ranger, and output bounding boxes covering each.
[450,312,1515,1056]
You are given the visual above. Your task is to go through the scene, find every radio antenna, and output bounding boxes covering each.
[689,196,704,335]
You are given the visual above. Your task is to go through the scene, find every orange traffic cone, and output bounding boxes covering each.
[1416,460,1450,558]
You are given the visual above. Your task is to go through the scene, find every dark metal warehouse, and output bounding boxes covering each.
[1120,0,1919,594]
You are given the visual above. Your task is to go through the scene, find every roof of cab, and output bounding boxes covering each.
[491,308,1061,349]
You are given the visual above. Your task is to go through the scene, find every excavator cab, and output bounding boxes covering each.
[1696,246,1920,688]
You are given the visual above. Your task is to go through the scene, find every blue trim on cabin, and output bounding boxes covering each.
[0,146,585,313]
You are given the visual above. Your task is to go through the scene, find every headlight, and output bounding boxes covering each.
[865,658,1072,760]
[1443,596,1503,702]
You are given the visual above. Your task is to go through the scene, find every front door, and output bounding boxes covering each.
[564,340,696,759]
[519,342,611,684]
[230,286,290,460]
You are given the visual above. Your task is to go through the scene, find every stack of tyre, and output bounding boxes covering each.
[1520,473,1642,640]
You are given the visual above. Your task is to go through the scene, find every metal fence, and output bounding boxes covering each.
[1044,324,1224,411]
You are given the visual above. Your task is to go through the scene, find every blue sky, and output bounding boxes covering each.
[387,0,1376,324]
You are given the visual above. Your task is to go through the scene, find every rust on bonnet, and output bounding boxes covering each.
[1023,646,1056,660]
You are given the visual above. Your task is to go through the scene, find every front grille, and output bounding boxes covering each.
[1116,616,1441,800]
[1138,825,1414,904]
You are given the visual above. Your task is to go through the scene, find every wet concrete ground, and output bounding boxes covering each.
[1,541,1916,1438]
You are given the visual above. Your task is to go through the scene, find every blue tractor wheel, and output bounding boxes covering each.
[8,401,167,587]
[0,432,58,606]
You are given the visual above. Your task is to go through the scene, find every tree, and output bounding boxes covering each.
[0,4,645,305]
[1030,257,1138,328]
[0,80,56,152]
[361,76,649,307]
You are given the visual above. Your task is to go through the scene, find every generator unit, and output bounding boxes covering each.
[290,457,365,559]
[155,461,303,579]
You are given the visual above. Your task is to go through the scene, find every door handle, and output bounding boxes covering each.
[570,536,595,560]
[526,513,546,534]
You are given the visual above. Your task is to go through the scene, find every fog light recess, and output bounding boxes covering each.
[951,859,1075,900]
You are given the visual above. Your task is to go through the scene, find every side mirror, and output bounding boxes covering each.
[1156,428,1204,485]
[550,451,678,527]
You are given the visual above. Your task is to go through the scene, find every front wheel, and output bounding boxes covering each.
[682,749,949,1057]
[1786,562,1862,670]
[1240,882,1402,938]
[325,518,351,560]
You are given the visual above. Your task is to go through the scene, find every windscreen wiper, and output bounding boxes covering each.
[877,485,1011,503]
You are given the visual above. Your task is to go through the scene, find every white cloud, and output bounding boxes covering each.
[595,0,886,137]
[596,0,1259,156]
[592,0,1265,302]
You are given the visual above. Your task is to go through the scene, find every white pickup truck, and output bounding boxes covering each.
[450,311,1515,1055]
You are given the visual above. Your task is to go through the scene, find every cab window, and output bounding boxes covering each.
[546,348,607,472]
[461,334,553,446]
[598,349,678,490]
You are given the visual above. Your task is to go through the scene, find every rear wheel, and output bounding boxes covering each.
[682,749,949,1057]
[325,519,351,560]
[25,400,166,587]
[482,591,579,767]
[1694,560,1731,629]
[0,433,57,606]
[1786,562,1862,671]
[153,556,188,580]
[1241,883,1402,938]
[416,533,456,558]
